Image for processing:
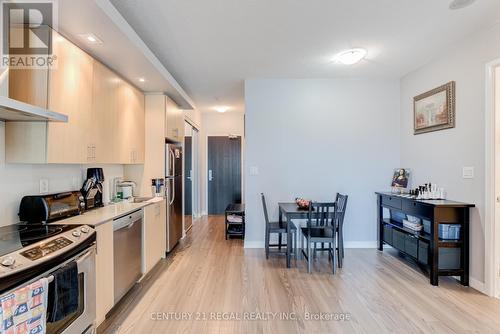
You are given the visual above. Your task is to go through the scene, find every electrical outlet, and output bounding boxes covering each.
[250,166,259,176]
[39,179,49,194]
[462,167,474,179]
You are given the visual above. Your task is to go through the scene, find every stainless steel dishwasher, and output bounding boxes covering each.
[113,209,143,304]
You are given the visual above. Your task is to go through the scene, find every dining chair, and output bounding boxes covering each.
[261,193,297,261]
[334,193,348,268]
[301,201,337,274]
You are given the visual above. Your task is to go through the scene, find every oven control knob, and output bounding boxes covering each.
[1,257,15,267]
[72,230,81,238]
[81,227,89,233]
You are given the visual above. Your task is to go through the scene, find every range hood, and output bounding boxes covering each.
[0,96,68,122]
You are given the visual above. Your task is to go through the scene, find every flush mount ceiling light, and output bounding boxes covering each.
[138,78,146,82]
[214,106,229,113]
[333,48,367,65]
[78,33,103,44]
[449,0,477,10]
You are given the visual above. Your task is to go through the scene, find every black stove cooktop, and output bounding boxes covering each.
[0,224,78,258]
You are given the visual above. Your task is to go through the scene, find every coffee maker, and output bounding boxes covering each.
[81,168,104,209]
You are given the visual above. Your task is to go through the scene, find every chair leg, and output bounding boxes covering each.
[265,228,269,260]
[278,233,282,251]
[332,237,336,275]
[296,230,299,260]
[307,238,312,274]
[337,229,343,268]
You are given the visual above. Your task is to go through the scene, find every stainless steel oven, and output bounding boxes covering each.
[0,242,96,334]
[47,246,96,334]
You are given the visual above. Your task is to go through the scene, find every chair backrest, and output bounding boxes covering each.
[261,193,270,226]
[307,202,336,229]
[335,193,348,230]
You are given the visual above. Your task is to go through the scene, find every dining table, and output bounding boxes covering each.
[278,202,336,268]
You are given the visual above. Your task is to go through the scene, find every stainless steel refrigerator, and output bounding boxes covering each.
[165,142,183,252]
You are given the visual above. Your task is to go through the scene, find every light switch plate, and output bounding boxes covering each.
[462,167,474,179]
[250,166,259,176]
[39,179,49,194]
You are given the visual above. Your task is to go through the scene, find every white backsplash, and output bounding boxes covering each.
[0,121,124,226]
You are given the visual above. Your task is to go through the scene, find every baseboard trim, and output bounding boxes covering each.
[469,277,486,294]
[244,240,380,249]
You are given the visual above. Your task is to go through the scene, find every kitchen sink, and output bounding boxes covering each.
[133,197,154,203]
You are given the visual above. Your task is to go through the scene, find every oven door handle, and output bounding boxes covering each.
[35,248,94,285]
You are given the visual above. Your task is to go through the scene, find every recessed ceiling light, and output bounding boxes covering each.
[214,106,229,113]
[333,48,367,65]
[449,0,476,10]
[138,78,145,83]
[78,33,103,44]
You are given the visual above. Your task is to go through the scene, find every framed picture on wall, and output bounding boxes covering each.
[414,81,455,135]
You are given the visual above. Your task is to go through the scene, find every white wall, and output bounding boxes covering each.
[400,23,500,284]
[0,121,124,226]
[200,112,245,214]
[244,79,400,247]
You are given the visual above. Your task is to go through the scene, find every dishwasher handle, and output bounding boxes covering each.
[113,210,143,231]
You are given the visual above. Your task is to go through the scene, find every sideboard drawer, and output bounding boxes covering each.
[381,196,402,210]
[402,201,433,219]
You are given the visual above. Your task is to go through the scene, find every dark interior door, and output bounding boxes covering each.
[208,136,242,214]
[184,136,192,215]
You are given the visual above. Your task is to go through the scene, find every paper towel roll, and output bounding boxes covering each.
[102,179,111,204]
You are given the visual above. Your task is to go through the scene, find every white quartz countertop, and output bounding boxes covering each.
[51,197,165,227]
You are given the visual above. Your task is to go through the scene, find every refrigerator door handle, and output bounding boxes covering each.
[171,149,175,175]
[169,178,175,206]
[209,170,213,181]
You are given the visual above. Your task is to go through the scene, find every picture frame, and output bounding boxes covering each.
[391,168,410,192]
[414,81,455,135]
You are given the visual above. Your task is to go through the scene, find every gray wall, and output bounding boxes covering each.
[244,79,400,248]
[400,22,500,284]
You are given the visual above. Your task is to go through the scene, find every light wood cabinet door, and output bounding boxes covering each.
[8,68,48,109]
[46,31,94,163]
[117,80,145,164]
[95,222,114,326]
[91,61,119,163]
[165,97,183,141]
[143,200,166,274]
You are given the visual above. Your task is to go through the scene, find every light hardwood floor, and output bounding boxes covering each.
[99,216,500,334]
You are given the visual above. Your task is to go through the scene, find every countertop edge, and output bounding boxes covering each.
[50,197,165,227]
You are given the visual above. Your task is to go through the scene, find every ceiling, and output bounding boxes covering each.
[110,0,500,113]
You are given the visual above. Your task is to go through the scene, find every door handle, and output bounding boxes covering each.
[209,170,213,181]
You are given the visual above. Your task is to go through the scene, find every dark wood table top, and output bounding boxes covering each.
[375,192,475,207]
[278,202,335,219]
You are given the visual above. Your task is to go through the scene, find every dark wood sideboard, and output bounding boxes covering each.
[376,192,474,286]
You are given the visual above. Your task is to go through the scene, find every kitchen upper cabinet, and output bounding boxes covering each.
[117,80,145,164]
[143,200,166,273]
[91,61,119,163]
[165,97,184,142]
[7,26,49,108]
[8,68,48,109]
[46,32,94,163]
[5,31,146,165]
[6,31,94,163]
